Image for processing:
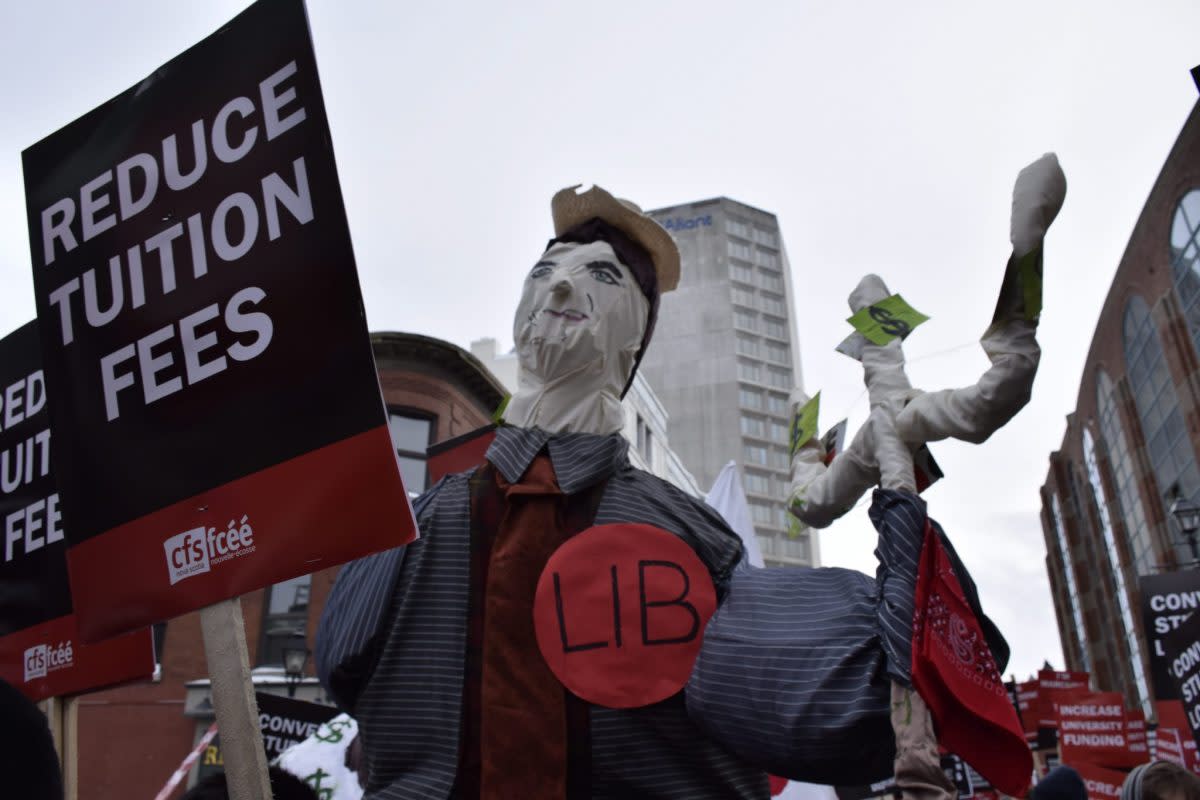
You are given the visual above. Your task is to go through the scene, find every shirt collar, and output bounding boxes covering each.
[486,425,630,493]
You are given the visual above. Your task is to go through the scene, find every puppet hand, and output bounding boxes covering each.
[848,273,891,313]
[1010,153,1067,258]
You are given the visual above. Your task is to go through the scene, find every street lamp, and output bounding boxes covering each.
[282,642,310,698]
[1169,495,1200,563]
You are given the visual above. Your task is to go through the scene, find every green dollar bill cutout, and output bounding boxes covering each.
[1019,247,1043,322]
[846,294,930,346]
[789,391,820,458]
[491,394,511,423]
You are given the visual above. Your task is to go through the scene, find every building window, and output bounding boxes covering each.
[636,415,654,466]
[1170,189,1200,352]
[1096,371,1154,575]
[769,419,789,443]
[760,293,786,316]
[726,218,750,239]
[1083,427,1152,718]
[768,366,791,389]
[739,387,764,410]
[769,448,790,470]
[753,228,777,248]
[740,414,766,438]
[763,316,788,341]
[730,262,755,285]
[732,287,757,308]
[756,249,779,268]
[744,444,768,466]
[1122,296,1200,562]
[765,341,790,364]
[748,501,773,524]
[759,271,784,292]
[738,361,763,383]
[1049,492,1090,672]
[744,471,770,495]
[728,240,753,260]
[766,393,789,415]
[733,309,757,331]
[779,534,809,561]
[736,334,761,357]
[258,573,312,666]
[757,535,775,555]
[388,409,434,493]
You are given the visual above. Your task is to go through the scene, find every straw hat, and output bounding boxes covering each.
[551,185,680,293]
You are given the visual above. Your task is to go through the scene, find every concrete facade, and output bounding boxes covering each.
[639,198,816,567]
[1040,98,1200,720]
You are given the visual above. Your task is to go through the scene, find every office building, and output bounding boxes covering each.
[639,198,816,566]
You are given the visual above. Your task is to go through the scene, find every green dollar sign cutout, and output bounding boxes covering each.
[847,294,930,345]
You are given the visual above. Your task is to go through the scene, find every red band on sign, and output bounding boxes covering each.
[533,523,716,709]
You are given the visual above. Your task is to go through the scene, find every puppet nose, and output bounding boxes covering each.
[552,277,572,296]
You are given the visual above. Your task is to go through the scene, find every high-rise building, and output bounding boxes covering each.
[640,197,816,567]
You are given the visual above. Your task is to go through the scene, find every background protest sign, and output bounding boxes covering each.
[1163,611,1200,752]
[1155,700,1200,770]
[1071,762,1127,800]
[197,692,340,780]
[0,321,154,701]
[1053,690,1140,769]
[21,0,413,642]
[1140,570,1200,700]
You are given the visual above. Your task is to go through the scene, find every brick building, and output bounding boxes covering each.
[1040,96,1200,721]
[75,332,505,799]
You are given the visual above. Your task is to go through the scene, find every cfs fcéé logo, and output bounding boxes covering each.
[164,516,256,585]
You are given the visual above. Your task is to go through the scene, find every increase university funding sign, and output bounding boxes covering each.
[22,0,414,641]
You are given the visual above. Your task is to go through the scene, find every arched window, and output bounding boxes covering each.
[1170,189,1200,346]
[1083,427,1152,718]
[1049,492,1090,672]
[1096,371,1154,575]
[1123,295,1200,562]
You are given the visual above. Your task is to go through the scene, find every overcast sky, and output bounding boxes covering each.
[2,1,1199,683]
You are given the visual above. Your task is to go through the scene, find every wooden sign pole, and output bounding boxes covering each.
[199,597,271,800]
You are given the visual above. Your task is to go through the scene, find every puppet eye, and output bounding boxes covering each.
[590,268,617,285]
[529,264,553,279]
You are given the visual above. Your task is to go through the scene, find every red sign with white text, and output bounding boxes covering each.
[1156,700,1200,772]
[1072,762,1128,800]
[1054,691,1140,769]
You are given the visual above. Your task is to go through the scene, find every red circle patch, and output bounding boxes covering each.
[533,523,716,709]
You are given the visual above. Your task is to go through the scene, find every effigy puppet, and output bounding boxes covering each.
[316,154,1066,800]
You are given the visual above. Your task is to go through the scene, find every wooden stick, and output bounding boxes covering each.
[199,597,271,800]
[63,695,78,800]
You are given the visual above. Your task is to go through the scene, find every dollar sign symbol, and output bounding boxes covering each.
[315,720,346,743]
[869,305,911,339]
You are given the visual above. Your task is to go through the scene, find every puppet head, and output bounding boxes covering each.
[505,186,680,435]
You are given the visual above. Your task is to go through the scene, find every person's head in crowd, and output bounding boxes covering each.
[1031,765,1087,800]
[1121,761,1200,800]
[0,678,64,800]
[179,766,318,800]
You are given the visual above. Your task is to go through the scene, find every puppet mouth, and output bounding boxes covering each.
[543,309,589,322]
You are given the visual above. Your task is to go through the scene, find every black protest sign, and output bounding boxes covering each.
[1139,570,1200,700]
[0,321,154,700]
[1162,612,1200,748]
[198,692,340,780]
[22,0,413,642]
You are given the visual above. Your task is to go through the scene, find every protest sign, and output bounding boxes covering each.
[0,321,154,701]
[1154,700,1200,771]
[1054,690,1140,769]
[1072,762,1127,800]
[1163,611,1200,750]
[1140,570,1200,701]
[198,692,340,780]
[21,0,413,643]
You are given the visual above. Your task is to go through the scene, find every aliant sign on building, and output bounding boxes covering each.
[0,321,154,700]
[21,0,414,641]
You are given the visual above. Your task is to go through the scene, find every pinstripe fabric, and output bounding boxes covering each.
[317,426,765,799]
[686,489,1006,786]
